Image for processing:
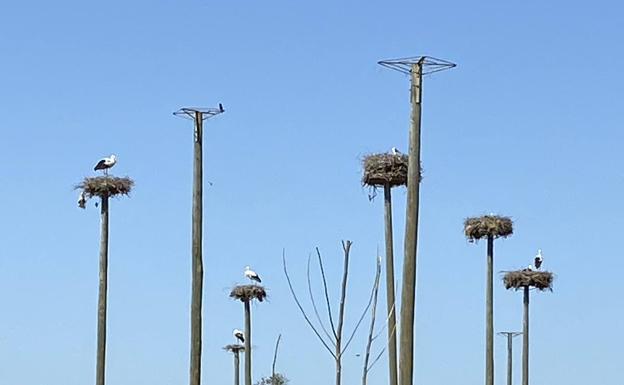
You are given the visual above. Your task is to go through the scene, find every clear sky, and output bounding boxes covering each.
[0,1,622,384]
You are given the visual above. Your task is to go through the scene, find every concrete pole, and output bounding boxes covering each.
[522,287,529,385]
[486,235,494,385]
[234,350,240,385]
[383,183,398,385]
[95,195,109,385]
[190,111,204,385]
[507,333,513,385]
[399,59,423,385]
[244,300,252,385]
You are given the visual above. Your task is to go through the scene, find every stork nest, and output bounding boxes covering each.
[464,215,513,241]
[503,270,554,291]
[76,176,134,198]
[223,344,245,353]
[362,153,415,187]
[230,285,267,302]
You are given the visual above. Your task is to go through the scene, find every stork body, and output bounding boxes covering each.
[233,329,245,344]
[94,154,117,175]
[391,147,402,156]
[534,249,543,270]
[244,266,261,283]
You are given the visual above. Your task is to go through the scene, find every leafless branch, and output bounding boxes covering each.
[362,256,382,385]
[307,254,337,346]
[317,247,338,339]
[282,250,337,359]
[272,334,281,377]
[368,321,398,371]
[342,256,381,353]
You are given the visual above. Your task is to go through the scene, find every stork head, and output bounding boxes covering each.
[110,154,117,161]
[245,265,250,270]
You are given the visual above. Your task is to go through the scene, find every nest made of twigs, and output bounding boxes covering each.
[76,176,134,198]
[362,153,413,187]
[230,285,267,302]
[223,344,245,353]
[503,270,554,291]
[464,215,513,241]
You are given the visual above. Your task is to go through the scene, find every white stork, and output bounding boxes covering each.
[244,266,261,283]
[534,249,543,270]
[391,147,402,156]
[233,329,245,344]
[78,191,87,209]
[94,154,117,175]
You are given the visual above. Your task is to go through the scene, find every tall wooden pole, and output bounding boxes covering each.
[95,195,109,385]
[383,183,398,385]
[522,287,529,385]
[244,300,252,385]
[486,235,494,385]
[399,59,423,385]
[234,350,240,385]
[190,111,204,385]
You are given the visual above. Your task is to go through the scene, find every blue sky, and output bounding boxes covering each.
[0,1,622,384]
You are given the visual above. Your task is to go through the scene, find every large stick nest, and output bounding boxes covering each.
[464,215,513,241]
[76,176,134,198]
[223,344,245,353]
[230,284,267,302]
[503,270,554,291]
[362,153,417,188]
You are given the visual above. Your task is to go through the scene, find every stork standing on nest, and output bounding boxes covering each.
[244,266,261,284]
[534,249,543,270]
[391,147,402,156]
[94,154,117,175]
[233,329,245,344]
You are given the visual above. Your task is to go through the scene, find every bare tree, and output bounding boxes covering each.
[283,241,378,385]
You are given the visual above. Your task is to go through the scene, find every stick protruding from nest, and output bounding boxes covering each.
[230,285,267,302]
[75,176,134,199]
[362,153,415,188]
[503,270,554,291]
[224,344,245,353]
[464,215,513,241]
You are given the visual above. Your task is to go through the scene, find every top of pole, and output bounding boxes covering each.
[378,56,456,75]
[173,105,225,120]
[497,332,523,338]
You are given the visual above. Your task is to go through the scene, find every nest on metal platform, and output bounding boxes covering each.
[503,270,554,291]
[75,176,134,198]
[223,344,245,353]
[362,153,413,188]
[230,284,267,302]
[464,215,513,242]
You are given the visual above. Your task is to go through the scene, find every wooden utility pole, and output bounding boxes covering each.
[96,195,109,385]
[398,59,424,385]
[174,106,224,385]
[190,111,204,385]
[498,332,522,385]
[378,56,455,385]
[383,183,398,385]
[522,287,529,385]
